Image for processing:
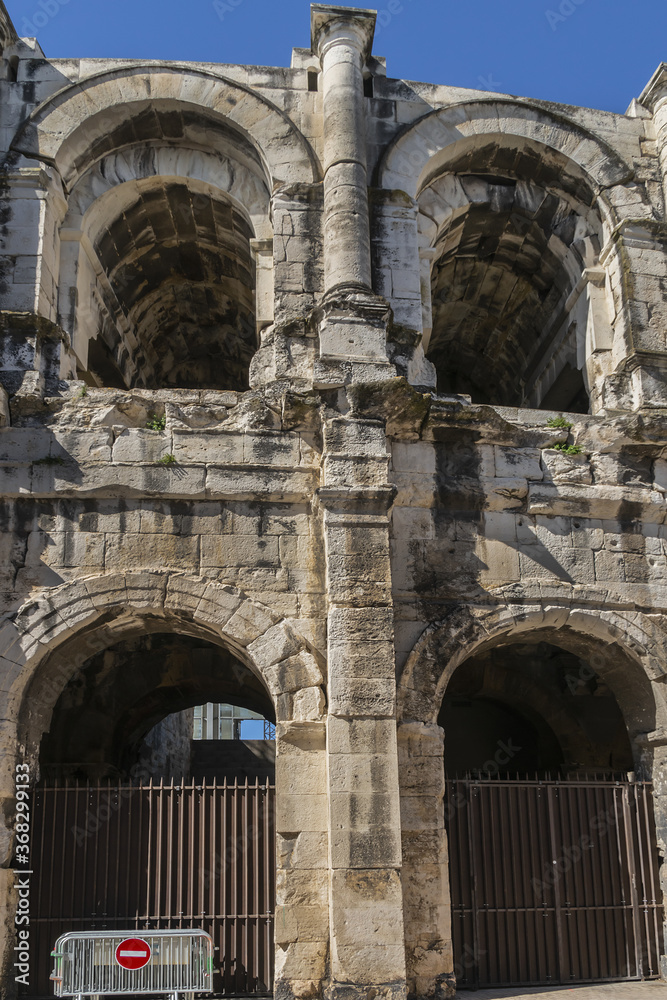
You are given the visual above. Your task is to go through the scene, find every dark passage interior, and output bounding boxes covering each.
[440,641,633,777]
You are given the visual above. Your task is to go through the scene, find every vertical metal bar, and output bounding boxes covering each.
[222,776,228,994]
[547,783,565,984]
[232,776,238,992]
[265,778,273,991]
[464,781,481,989]
[622,782,645,978]
[610,783,632,978]
[253,777,260,986]
[639,784,663,975]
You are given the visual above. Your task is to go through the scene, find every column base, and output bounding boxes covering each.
[319,285,390,361]
[407,974,457,1000]
[325,981,407,1000]
[0,312,76,400]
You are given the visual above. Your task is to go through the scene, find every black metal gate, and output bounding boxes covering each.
[445,777,664,989]
[23,779,275,999]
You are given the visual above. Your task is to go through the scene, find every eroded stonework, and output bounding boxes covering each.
[2,3,667,998]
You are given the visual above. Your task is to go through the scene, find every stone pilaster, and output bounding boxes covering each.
[274,721,331,1000]
[398,723,455,1000]
[319,410,407,1000]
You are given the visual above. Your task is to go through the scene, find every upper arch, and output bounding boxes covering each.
[377,99,635,206]
[11,64,322,189]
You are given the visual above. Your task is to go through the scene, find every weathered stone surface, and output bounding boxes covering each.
[2,7,667,1000]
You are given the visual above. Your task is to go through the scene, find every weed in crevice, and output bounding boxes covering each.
[146,414,167,432]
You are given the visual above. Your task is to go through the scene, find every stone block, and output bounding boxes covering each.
[324,419,387,458]
[331,824,402,871]
[276,793,328,833]
[494,448,543,481]
[244,432,301,467]
[247,623,302,669]
[201,534,280,569]
[542,449,593,485]
[104,533,197,571]
[328,639,396,679]
[224,601,281,647]
[112,428,172,464]
[329,677,396,718]
[328,607,394,643]
[293,686,326,721]
[327,717,396,756]
[392,442,436,475]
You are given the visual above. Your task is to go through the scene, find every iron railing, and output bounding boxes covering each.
[446,776,664,988]
[25,779,275,999]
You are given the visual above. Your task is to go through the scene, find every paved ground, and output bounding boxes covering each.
[455,984,667,999]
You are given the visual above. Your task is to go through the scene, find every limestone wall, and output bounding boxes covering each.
[2,4,667,999]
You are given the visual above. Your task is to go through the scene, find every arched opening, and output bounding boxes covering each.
[40,631,275,781]
[418,139,611,412]
[56,105,273,392]
[24,625,278,999]
[437,632,662,989]
[441,640,633,777]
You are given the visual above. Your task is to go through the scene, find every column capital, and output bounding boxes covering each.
[311,4,376,61]
[639,63,667,113]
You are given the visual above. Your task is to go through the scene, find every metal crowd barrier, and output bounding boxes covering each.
[50,929,214,999]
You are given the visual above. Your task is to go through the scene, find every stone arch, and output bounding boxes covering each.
[0,570,325,777]
[398,595,665,737]
[376,101,654,413]
[378,100,635,209]
[65,146,273,239]
[19,69,311,391]
[11,64,321,189]
[397,594,667,998]
[0,573,328,999]
[59,165,270,390]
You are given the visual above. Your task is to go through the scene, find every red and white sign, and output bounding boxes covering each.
[115,938,151,971]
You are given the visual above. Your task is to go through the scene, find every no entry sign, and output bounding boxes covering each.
[115,937,151,971]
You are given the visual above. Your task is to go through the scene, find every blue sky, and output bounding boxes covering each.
[6,0,667,114]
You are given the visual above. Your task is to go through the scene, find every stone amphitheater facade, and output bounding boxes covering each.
[2,2,667,998]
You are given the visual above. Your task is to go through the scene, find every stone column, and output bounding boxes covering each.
[640,65,667,211]
[319,412,407,1000]
[311,6,396,381]
[314,7,373,295]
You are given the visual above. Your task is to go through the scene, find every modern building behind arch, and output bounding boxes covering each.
[3,2,667,998]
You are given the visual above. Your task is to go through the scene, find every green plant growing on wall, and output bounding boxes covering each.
[34,456,66,466]
[158,453,177,465]
[551,443,582,455]
[546,416,573,429]
[146,414,166,432]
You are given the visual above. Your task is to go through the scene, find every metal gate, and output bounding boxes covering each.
[24,779,275,999]
[445,777,664,989]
